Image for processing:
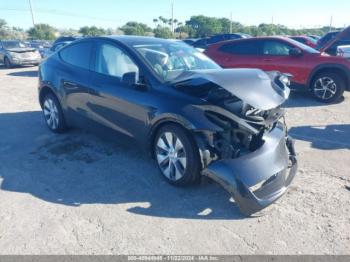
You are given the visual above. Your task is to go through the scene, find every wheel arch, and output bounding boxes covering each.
[39,85,60,108]
[148,116,194,157]
[307,64,350,91]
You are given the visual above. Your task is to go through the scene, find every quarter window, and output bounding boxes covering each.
[95,43,139,78]
[59,42,92,70]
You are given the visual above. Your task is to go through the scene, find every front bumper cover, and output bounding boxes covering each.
[11,58,41,65]
[202,126,297,215]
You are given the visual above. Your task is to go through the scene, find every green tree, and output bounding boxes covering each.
[79,26,106,36]
[27,24,56,40]
[0,19,10,39]
[186,15,223,37]
[120,22,152,36]
[153,26,173,39]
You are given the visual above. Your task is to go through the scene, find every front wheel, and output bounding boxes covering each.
[311,72,345,103]
[4,57,12,68]
[154,124,201,186]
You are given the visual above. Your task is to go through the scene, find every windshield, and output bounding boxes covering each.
[133,41,221,81]
[287,38,320,54]
[2,41,26,49]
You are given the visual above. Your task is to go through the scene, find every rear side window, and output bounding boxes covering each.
[59,42,92,70]
[219,41,261,55]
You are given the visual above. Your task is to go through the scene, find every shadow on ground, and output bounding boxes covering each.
[7,70,38,77]
[290,124,350,150]
[0,111,244,220]
[283,91,345,108]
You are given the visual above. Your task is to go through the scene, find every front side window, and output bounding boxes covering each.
[263,41,293,56]
[59,42,92,70]
[95,43,139,78]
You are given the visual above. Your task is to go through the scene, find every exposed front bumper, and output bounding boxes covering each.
[202,125,297,215]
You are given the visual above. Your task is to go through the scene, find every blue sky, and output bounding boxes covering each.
[0,0,349,29]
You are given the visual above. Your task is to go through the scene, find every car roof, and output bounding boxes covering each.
[95,35,177,46]
[213,36,294,45]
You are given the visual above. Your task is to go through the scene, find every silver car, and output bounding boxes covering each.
[0,40,42,68]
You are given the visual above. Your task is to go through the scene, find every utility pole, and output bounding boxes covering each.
[329,16,333,32]
[171,0,174,34]
[28,0,35,27]
[230,12,233,34]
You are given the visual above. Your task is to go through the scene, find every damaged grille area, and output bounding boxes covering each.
[204,100,285,161]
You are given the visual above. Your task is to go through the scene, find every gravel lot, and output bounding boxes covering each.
[0,66,349,255]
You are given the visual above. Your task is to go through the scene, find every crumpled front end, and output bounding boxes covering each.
[202,124,297,215]
[174,69,297,215]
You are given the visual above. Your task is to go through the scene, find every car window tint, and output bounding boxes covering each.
[95,43,139,78]
[263,41,292,56]
[219,41,260,55]
[59,42,92,70]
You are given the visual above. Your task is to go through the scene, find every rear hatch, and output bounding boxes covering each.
[319,26,350,55]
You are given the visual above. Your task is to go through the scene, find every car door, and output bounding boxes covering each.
[88,40,153,140]
[212,40,264,69]
[57,41,93,120]
[259,39,307,83]
[0,42,4,62]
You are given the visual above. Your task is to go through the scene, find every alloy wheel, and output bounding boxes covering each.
[156,132,187,181]
[313,77,337,100]
[43,98,59,130]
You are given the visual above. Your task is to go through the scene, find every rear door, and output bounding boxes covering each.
[211,40,264,69]
[57,41,93,119]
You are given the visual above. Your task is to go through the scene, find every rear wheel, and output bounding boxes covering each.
[4,57,12,68]
[311,72,345,103]
[154,124,201,186]
[42,93,67,133]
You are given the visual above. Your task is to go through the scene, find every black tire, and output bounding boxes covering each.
[4,57,12,69]
[311,72,345,103]
[154,124,201,186]
[42,93,67,133]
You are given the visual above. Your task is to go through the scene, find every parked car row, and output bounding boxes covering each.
[205,36,350,103]
[179,27,350,103]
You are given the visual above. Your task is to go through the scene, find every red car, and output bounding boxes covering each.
[289,36,317,49]
[205,36,350,103]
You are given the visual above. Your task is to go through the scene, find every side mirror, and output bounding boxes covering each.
[122,72,138,86]
[289,48,303,57]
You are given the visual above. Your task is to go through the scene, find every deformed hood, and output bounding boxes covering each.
[172,68,290,110]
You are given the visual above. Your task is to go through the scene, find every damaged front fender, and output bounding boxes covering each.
[202,125,298,215]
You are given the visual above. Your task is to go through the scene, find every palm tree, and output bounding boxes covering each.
[153,18,158,28]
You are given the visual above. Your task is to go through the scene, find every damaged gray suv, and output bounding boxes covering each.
[38,36,297,215]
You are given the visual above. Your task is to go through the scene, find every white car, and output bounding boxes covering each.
[337,45,350,59]
[0,40,41,68]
